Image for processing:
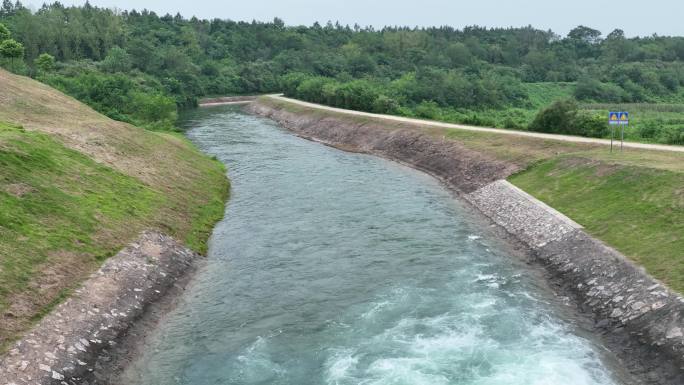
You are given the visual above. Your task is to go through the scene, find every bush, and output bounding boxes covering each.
[373,94,399,114]
[573,112,609,137]
[280,72,309,96]
[530,99,577,132]
[462,113,496,127]
[638,121,662,140]
[334,81,380,111]
[41,70,178,129]
[503,116,525,129]
[295,76,333,102]
[130,92,177,129]
[414,101,442,120]
[530,99,608,137]
[34,53,56,73]
[659,126,684,145]
[100,46,132,73]
[574,77,628,102]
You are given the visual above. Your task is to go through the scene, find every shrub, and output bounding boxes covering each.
[637,120,662,140]
[530,99,608,137]
[280,72,309,96]
[34,53,56,73]
[100,46,132,73]
[530,99,577,133]
[573,112,609,137]
[574,77,628,102]
[295,76,333,102]
[373,94,400,114]
[130,92,177,129]
[332,80,379,111]
[414,100,442,120]
[659,126,684,145]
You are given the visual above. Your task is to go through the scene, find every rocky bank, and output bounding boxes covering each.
[0,231,200,385]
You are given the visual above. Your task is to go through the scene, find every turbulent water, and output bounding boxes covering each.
[123,106,630,385]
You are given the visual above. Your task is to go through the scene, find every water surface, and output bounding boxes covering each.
[123,106,629,385]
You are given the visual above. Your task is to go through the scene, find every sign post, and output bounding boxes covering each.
[608,111,629,152]
[620,112,628,151]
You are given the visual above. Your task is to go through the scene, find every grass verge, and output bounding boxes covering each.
[509,157,684,292]
[0,69,229,350]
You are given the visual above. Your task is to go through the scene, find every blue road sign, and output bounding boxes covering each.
[619,112,629,125]
[609,111,629,125]
[609,112,620,125]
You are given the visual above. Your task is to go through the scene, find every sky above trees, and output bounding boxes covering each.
[30,0,684,37]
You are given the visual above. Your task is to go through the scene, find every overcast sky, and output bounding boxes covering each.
[28,0,683,37]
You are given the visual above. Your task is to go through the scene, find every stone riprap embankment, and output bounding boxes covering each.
[246,97,684,384]
[0,231,200,385]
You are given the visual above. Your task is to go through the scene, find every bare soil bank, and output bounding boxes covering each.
[0,231,201,385]
[246,98,684,384]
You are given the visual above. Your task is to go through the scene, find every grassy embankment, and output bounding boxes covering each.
[0,69,229,350]
[265,96,684,293]
[446,127,684,292]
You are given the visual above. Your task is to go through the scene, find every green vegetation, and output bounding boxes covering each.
[0,120,158,319]
[580,103,684,144]
[0,4,683,142]
[529,99,607,137]
[0,69,229,350]
[41,69,178,130]
[510,158,684,292]
[0,18,23,73]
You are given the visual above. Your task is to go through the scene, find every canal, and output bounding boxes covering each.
[122,105,631,385]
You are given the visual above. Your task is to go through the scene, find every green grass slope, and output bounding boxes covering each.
[510,157,684,292]
[0,69,229,349]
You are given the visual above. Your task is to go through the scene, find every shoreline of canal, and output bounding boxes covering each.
[0,232,205,385]
[245,97,684,384]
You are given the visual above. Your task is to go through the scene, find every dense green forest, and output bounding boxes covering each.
[1,1,684,143]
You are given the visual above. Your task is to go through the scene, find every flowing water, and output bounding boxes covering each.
[123,106,632,385]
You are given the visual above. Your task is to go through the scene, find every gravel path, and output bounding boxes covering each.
[268,95,684,153]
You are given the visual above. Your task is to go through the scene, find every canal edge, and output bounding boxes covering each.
[0,231,204,385]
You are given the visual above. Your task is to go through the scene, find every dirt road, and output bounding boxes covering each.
[267,95,684,153]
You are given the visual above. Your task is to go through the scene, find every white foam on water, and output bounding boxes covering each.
[323,286,618,385]
[473,273,507,289]
[470,298,497,309]
[233,336,286,383]
[470,352,614,385]
[361,301,391,320]
[325,349,359,385]
[473,273,499,282]
[411,329,492,358]
[363,357,451,385]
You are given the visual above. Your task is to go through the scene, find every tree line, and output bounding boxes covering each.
[1,1,683,142]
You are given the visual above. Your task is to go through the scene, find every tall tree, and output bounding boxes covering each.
[0,22,9,41]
